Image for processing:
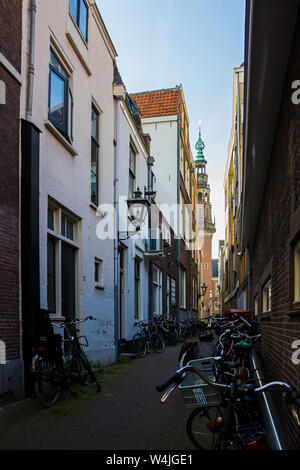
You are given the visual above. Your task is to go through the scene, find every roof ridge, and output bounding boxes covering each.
[130,86,180,96]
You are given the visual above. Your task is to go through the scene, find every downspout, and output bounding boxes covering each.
[147,156,154,322]
[177,116,181,320]
[247,247,251,310]
[26,0,37,121]
[113,98,120,360]
[250,352,288,450]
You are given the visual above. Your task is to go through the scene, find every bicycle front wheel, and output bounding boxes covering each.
[150,333,165,353]
[186,406,224,450]
[132,333,147,358]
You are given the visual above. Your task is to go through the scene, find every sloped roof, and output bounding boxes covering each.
[130,87,181,118]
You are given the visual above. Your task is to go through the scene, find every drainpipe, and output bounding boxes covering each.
[113,98,120,360]
[177,116,181,320]
[247,247,251,310]
[26,0,37,121]
[250,352,288,450]
[147,156,154,322]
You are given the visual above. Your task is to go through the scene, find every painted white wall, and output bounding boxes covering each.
[140,116,178,232]
[115,100,150,340]
[21,0,117,364]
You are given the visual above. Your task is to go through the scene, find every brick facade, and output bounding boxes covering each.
[250,11,300,448]
[0,0,22,363]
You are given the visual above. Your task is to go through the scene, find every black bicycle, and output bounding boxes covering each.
[132,321,165,358]
[32,316,101,407]
[157,362,300,450]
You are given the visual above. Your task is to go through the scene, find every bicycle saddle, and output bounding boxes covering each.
[233,340,252,352]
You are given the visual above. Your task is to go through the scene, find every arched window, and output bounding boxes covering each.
[198,193,202,202]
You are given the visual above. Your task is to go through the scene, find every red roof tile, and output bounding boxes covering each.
[130,88,180,118]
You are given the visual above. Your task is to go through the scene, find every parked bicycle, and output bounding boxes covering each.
[132,321,165,357]
[31,316,101,407]
[156,360,300,450]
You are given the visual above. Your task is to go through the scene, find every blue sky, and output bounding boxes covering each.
[97,0,245,257]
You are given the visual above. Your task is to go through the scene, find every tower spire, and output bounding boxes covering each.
[195,125,207,164]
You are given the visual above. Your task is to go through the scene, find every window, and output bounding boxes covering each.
[262,279,272,313]
[47,201,79,320]
[48,208,54,231]
[153,266,162,316]
[171,278,176,306]
[204,263,208,270]
[180,267,186,309]
[294,240,300,304]
[49,50,73,140]
[193,277,198,309]
[91,105,100,205]
[254,295,258,316]
[129,143,136,197]
[134,259,141,320]
[61,214,74,240]
[95,259,104,288]
[166,276,170,317]
[69,0,88,42]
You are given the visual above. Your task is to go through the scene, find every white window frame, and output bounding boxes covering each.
[262,279,272,313]
[94,258,104,289]
[47,199,80,319]
[171,278,176,306]
[166,275,170,317]
[153,266,162,316]
[180,267,186,309]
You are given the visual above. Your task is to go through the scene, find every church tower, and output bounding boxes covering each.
[194,127,216,316]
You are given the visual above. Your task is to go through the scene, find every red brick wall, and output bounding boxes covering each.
[250,11,300,448]
[0,0,22,361]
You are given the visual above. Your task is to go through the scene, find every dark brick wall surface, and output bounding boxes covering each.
[250,11,300,448]
[0,0,22,361]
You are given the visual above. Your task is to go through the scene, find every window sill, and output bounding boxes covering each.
[90,202,98,211]
[95,282,104,290]
[49,315,66,322]
[287,309,300,318]
[260,312,271,320]
[45,120,78,156]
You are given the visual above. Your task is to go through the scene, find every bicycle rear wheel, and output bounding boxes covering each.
[150,333,165,353]
[34,361,61,408]
[132,333,147,358]
[77,352,101,392]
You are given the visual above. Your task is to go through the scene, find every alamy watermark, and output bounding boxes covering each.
[95,199,206,251]
[291,339,300,365]
[291,80,300,105]
[0,340,6,365]
[0,80,6,105]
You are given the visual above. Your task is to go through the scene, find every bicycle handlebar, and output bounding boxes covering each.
[53,316,96,329]
[156,364,300,416]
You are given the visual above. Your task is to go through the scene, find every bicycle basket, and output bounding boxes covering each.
[179,357,222,408]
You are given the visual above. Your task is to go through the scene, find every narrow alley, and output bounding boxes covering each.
[0,345,193,450]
